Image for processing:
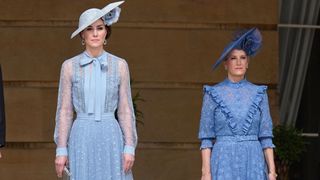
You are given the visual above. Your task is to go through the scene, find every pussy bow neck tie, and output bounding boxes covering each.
[80,54,108,121]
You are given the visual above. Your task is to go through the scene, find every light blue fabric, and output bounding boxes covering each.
[198,78,275,180]
[54,50,136,180]
[124,145,135,155]
[56,147,68,156]
[81,51,107,121]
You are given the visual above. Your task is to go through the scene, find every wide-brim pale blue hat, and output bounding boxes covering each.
[71,1,124,39]
[212,28,262,69]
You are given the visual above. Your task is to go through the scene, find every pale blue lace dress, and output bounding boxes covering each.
[198,78,275,180]
[54,51,137,180]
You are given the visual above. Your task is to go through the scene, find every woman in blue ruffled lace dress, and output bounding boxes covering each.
[54,1,137,180]
[199,28,277,180]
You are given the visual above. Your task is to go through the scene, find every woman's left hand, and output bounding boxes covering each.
[123,153,135,173]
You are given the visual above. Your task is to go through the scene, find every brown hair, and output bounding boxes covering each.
[79,24,112,40]
[224,48,248,61]
[105,25,112,40]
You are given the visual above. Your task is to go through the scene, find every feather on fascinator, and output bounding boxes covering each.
[212,28,262,69]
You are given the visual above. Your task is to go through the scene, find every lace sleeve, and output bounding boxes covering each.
[54,60,74,156]
[117,59,137,155]
[258,91,275,149]
[198,86,216,150]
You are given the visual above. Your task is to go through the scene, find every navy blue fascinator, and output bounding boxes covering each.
[212,28,262,69]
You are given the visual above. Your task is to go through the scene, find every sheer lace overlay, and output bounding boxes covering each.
[54,60,74,153]
[54,51,137,156]
[198,78,274,149]
[117,60,137,149]
[198,78,275,180]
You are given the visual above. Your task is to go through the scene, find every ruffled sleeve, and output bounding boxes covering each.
[117,59,138,155]
[258,87,275,149]
[198,86,217,149]
[54,60,74,156]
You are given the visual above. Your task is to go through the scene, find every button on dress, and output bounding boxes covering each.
[54,51,137,180]
[198,78,275,180]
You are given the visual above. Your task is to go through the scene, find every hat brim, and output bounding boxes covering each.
[70,1,124,39]
[212,28,256,69]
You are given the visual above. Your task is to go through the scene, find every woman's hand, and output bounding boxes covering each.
[0,151,2,158]
[201,172,212,180]
[268,172,277,180]
[123,153,135,173]
[55,156,68,178]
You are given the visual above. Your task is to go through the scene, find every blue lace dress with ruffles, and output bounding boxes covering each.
[198,78,275,180]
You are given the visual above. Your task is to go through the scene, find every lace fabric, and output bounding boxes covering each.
[198,78,275,148]
[198,78,275,179]
[54,60,74,152]
[117,59,137,149]
[54,51,137,156]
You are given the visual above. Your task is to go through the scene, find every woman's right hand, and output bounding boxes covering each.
[201,173,212,180]
[55,156,68,178]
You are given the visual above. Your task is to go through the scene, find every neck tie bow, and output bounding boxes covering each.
[81,53,108,121]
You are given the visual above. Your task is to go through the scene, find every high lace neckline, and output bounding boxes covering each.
[224,78,247,88]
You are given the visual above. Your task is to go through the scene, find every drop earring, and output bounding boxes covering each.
[81,39,85,46]
[104,40,107,45]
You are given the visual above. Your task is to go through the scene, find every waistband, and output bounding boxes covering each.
[76,113,115,121]
[216,135,258,142]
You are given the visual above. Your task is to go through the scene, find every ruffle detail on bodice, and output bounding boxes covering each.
[204,85,238,134]
[242,85,267,134]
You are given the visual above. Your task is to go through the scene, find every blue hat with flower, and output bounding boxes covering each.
[71,1,124,39]
[212,28,262,69]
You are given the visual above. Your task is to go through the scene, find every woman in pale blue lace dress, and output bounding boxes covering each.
[54,1,137,180]
[199,28,277,180]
